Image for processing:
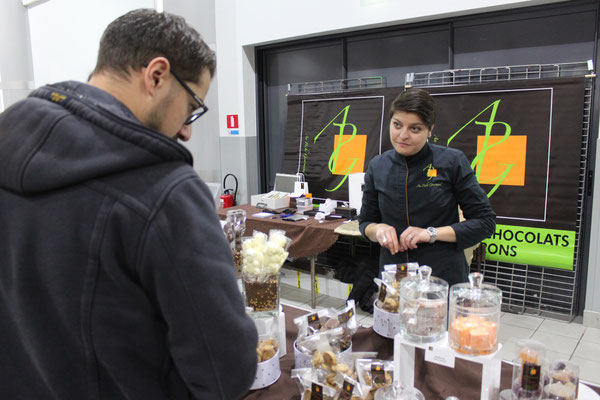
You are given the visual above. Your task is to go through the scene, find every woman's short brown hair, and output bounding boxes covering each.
[389,88,436,129]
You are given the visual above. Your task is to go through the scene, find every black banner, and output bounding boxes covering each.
[283,78,585,268]
[284,78,584,230]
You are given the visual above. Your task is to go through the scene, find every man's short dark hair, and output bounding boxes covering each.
[389,88,436,129]
[93,9,216,83]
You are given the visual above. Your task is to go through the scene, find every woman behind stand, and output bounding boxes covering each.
[358,88,496,286]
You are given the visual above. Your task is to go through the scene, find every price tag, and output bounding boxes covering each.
[395,264,408,280]
[308,313,322,331]
[338,380,354,400]
[378,282,388,303]
[425,345,456,368]
[338,307,354,324]
[310,382,324,400]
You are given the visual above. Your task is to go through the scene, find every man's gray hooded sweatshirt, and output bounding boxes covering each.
[0,81,258,400]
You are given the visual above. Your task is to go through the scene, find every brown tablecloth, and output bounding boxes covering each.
[243,305,600,400]
[218,204,347,258]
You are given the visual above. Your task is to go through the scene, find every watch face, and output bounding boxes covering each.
[427,227,437,243]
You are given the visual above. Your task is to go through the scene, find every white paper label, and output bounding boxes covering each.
[424,345,455,368]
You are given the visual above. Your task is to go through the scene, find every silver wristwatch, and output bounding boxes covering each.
[426,227,437,243]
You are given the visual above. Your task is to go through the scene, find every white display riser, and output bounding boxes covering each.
[394,332,503,400]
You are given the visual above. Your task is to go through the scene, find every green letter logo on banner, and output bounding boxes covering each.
[314,105,361,192]
[448,100,516,198]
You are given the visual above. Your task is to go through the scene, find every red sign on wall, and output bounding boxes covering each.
[226,114,239,129]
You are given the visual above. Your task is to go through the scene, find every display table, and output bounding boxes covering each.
[243,304,600,399]
[217,204,348,307]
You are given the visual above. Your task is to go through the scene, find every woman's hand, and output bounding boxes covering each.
[399,226,430,251]
[373,224,401,255]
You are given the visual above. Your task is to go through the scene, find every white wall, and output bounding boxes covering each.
[28,0,153,87]
[0,0,35,110]
[25,0,224,200]
[585,131,600,327]
[214,0,567,138]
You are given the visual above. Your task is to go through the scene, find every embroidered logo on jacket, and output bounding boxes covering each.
[417,164,442,189]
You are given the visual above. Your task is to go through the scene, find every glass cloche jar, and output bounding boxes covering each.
[448,272,502,355]
[399,265,448,343]
[374,382,425,400]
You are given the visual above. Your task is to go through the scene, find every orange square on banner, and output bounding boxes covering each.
[331,134,367,175]
[476,135,527,186]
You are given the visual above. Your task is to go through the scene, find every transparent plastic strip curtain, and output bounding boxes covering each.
[407,62,594,320]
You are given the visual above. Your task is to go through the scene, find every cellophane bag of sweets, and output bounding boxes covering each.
[292,366,369,400]
[376,263,418,313]
[223,208,246,276]
[294,301,359,364]
[249,313,281,389]
[356,359,395,399]
[242,230,290,313]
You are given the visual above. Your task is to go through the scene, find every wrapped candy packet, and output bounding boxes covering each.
[292,368,340,400]
[374,278,400,314]
[223,209,246,275]
[292,367,369,400]
[375,264,418,313]
[294,301,359,354]
[248,313,281,389]
[252,314,280,363]
[356,359,395,397]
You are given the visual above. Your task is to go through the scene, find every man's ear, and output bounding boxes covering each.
[429,124,435,138]
[143,57,171,94]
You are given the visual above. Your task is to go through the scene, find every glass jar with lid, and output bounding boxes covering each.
[374,382,425,400]
[448,272,502,355]
[399,265,448,343]
[510,339,547,400]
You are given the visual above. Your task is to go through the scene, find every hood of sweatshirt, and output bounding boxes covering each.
[0,81,193,194]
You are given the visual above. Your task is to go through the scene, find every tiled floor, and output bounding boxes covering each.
[280,280,600,387]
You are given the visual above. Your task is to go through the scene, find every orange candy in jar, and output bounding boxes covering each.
[449,315,498,355]
[448,272,502,355]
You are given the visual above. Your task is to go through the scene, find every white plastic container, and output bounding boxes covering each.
[249,348,281,390]
[373,301,402,339]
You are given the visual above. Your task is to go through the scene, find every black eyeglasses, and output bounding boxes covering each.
[170,70,208,125]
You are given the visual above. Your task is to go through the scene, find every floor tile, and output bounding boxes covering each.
[569,357,600,387]
[313,294,348,310]
[572,340,600,362]
[281,287,311,305]
[544,349,574,363]
[537,319,585,339]
[496,340,517,362]
[582,327,600,344]
[498,324,534,342]
[501,313,544,330]
[355,306,371,317]
[280,283,298,295]
[359,315,374,328]
[530,331,579,356]
[281,298,310,309]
